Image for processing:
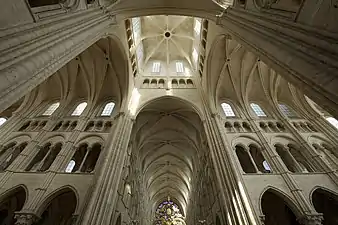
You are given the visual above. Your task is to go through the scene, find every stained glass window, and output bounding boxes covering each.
[221,103,235,117]
[155,197,184,225]
[101,102,115,116]
[250,103,266,117]
[278,104,297,117]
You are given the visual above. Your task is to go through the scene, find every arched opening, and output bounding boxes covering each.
[0,187,26,225]
[130,97,205,219]
[274,145,298,173]
[312,188,338,225]
[0,142,28,171]
[81,143,101,173]
[39,143,62,172]
[235,145,256,173]
[36,189,77,225]
[26,143,52,171]
[261,190,300,225]
[249,145,269,173]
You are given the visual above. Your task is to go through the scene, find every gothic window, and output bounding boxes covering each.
[221,103,235,117]
[278,104,297,117]
[326,117,338,129]
[101,102,115,116]
[155,198,183,225]
[250,103,267,117]
[175,61,184,74]
[0,118,7,126]
[152,62,161,74]
[42,102,60,116]
[72,102,87,116]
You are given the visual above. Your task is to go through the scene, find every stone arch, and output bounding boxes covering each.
[74,135,105,147]
[0,185,27,225]
[103,34,131,108]
[205,35,228,111]
[36,186,78,223]
[260,187,302,225]
[311,187,338,225]
[132,96,207,216]
[3,134,31,147]
[135,96,204,120]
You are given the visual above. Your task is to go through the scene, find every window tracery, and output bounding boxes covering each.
[221,103,235,117]
[42,102,60,116]
[250,103,267,117]
[156,197,185,225]
[101,102,115,116]
[278,104,297,117]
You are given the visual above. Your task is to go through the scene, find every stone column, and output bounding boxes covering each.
[203,113,260,225]
[79,112,134,225]
[245,117,316,217]
[0,8,114,112]
[217,8,338,117]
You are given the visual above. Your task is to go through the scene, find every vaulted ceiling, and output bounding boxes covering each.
[131,97,206,214]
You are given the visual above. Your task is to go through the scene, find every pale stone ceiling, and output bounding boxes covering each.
[136,15,197,71]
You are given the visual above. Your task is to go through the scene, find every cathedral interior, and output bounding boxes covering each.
[0,0,338,225]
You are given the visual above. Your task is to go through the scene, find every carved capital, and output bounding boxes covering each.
[298,214,323,225]
[14,212,39,225]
